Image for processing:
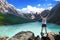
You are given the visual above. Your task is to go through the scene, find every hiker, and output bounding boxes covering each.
[40,13,50,37]
[59,32,60,35]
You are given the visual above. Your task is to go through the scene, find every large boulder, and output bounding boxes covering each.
[9,31,35,40]
[48,32,55,40]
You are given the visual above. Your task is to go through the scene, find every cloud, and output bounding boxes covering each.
[21,5,45,13]
[17,9,21,11]
[37,4,41,7]
[20,5,53,13]
[47,3,52,6]
[54,0,60,1]
[43,3,52,7]
[47,6,53,10]
[8,4,52,14]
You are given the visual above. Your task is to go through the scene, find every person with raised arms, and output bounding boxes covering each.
[40,13,50,37]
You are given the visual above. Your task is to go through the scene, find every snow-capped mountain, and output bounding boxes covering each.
[0,0,24,16]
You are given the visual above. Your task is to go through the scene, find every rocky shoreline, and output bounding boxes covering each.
[0,31,59,40]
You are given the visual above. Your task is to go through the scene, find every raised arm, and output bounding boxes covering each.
[40,14,43,18]
[46,13,50,18]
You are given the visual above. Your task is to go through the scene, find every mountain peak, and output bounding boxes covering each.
[0,0,8,13]
[0,0,20,16]
[0,0,6,5]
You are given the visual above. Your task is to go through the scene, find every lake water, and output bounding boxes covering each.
[0,22,60,38]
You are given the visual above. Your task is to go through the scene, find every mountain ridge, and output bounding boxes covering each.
[48,3,60,25]
[0,0,35,25]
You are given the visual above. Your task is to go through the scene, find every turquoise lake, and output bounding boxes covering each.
[0,22,60,38]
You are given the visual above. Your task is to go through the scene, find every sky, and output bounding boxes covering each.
[7,0,60,13]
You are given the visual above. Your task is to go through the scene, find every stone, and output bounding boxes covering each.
[48,32,55,40]
[9,31,35,40]
[0,36,9,40]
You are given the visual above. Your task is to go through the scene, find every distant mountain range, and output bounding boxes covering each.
[0,0,60,25]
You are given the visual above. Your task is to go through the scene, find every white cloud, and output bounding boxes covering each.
[17,9,21,11]
[21,5,45,13]
[47,3,52,6]
[47,6,53,10]
[43,3,52,7]
[37,4,41,7]
[8,4,52,14]
[54,0,60,1]
[20,5,53,13]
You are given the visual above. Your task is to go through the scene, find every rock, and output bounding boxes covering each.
[48,32,55,40]
[9,38,19,40]
[0,36,9,40]
[55,35,60,40]
[9,31,35,40]
[34,35,41,40]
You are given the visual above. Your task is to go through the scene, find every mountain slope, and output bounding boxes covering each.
[0,12,34,25]
[49,3,60,25]
[0,0,34,25]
